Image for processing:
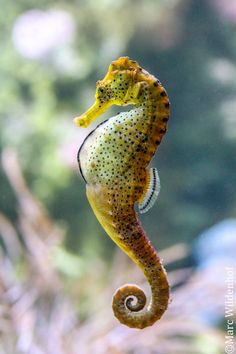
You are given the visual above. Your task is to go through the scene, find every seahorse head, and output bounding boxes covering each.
[74,57,149,128]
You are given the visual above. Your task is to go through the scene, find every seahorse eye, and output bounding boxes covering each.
[96,85,106,100]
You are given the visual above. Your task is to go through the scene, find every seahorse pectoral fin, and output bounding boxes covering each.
[74,100,111,128]
[138,168,160,214]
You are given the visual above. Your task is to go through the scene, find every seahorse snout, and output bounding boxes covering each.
[74,100,111,128]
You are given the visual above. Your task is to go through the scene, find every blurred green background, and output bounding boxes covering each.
[0,0,236,353]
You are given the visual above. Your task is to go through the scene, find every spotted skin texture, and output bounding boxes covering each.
[74,57,170,329]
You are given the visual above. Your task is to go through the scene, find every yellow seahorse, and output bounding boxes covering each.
[74,57,170,329]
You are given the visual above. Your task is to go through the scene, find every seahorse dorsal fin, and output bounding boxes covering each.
[138,168,160,214]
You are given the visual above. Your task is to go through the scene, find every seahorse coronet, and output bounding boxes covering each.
[75,57,170,329]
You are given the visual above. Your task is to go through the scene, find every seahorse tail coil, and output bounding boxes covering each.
[112,244,169,329]
[112,285,146,326]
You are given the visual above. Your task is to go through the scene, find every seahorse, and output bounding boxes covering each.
[74,57,170,329]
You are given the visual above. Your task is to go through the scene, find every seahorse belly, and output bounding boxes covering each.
[78,107,148,191]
